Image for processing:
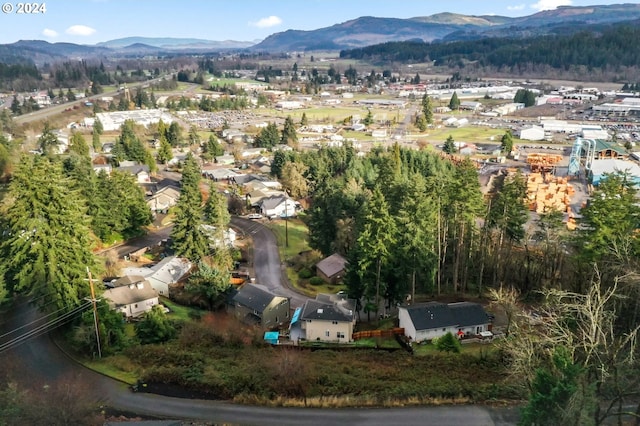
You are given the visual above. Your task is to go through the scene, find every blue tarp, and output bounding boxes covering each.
[264,331,279,345]
[290,307,302,325]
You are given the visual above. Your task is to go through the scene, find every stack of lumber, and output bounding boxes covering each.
[526,153,563,173]
[526,173,575,213]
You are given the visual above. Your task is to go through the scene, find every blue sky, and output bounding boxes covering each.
[0,0,631,44]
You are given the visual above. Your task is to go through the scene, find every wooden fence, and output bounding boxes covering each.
[352,328,404,341]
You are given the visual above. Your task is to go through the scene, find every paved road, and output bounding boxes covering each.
[231,216,309,308]
[0,301,519,425]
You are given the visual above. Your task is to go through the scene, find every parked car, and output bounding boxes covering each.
[247,213,262,219]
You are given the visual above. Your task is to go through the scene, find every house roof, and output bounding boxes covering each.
[315,253,347,278]
[232,283,286,313]
[300,295,354,322]
[123,256,192,285]
[117,164,150,176]
[103,280,157,306]
[111,275,146,287]
[403,302,491,331]
[155,185,181,199]
[259,195,290,210]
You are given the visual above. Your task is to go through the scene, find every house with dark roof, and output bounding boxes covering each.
[229,283,290,329]
[398,301,492,343]
[103,279,159,319]
[315,253,347,284]
[291,293,356,343]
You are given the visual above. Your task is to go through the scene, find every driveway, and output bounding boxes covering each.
[231,216,309,308]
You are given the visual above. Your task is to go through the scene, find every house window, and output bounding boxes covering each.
[442,328,445,332]
[332,321,338,325]
[325,330,330,337]
[337,332,345,339]
[134,304,138,308]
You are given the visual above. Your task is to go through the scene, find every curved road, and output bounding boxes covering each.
[0,223,519,425]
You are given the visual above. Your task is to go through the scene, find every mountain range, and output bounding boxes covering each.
[1,3,639,64]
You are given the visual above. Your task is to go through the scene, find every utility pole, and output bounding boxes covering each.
[285,197,289,248]
[86,267,102,359]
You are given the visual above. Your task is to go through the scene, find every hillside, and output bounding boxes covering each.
[251,3,640,52]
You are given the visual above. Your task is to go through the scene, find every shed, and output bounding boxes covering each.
[264,331,279,345]
[315,253,348,284]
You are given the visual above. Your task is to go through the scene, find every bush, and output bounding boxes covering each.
[309,276,325,286]
[435,332,461,353]
[298,268,313,279]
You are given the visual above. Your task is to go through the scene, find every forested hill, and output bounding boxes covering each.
[339,23,640,77]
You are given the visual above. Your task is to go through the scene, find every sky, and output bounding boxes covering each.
[0,0,633,45]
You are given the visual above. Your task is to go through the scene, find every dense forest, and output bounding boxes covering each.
[340,23,640,80]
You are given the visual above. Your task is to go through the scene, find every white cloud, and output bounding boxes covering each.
[249,15,283,28]
[507,4,526,11]
[65,25,96,36]
[42,28,58,38]
[530,0,572,11]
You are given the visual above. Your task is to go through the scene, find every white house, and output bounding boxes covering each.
[519,125,545,141]
[290,294,356,343]
[123,256,192,296]
[147,185,181,213]
[399,302,492,343]
[103,277,159,319]
[259,195,297,218]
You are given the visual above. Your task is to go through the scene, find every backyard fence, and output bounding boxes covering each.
[352,328,404,341]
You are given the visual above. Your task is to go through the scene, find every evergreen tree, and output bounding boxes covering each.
[38,122,60,155]
[415,114,428,132]
[448,91,460,110]
[300,112,308,127]
[421,94,433,124]
[255,122,280,149]
[68,131,90,158]
[171,154,209,261]
[92,131,101,153]
[281,115,298,148]
[167,121,183,147]
[188,126,201,147]
[156,134,173,164]
[0,156,98,311]
[93,118,103,135]
[363,109,374,126]
[500,130,514,154]
[204,189,230,230]
[443,135,456,154]
[354,187,396,318]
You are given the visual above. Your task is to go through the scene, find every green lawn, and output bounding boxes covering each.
[265,218,310,262]
[422,126,506,144]
[161,297,204,322]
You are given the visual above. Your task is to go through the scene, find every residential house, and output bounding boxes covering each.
[103,277,159,319]
[229,283,290,329]
[398,301,492,343]
[315,253,347,284]
[147,185,181,213]
[291,294,356,343]
[122,256,192,297]
[259,195,297,218]
[201,224,237,248]
[117,163,151,183]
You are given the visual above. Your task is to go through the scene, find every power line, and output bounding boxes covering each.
[0,302,83,340]
[0,302,92,354]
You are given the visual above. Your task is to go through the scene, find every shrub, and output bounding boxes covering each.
[298,268,313,279]
[309,276,325,286]
[435,332,461,353]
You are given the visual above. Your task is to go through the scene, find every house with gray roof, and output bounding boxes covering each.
[229,283,290,329]
[259,195,297,218]
[398,301,492,343]
[103,279,159,319]
[315,253,347,284]
[122,256,192,297]
[291,293,356,343]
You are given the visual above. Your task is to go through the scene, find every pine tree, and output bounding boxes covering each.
[204,189,230,230]
[443,135,456,154]
[68,131,90,158]
[421,94,433,124]
[171,154,209,261]
[500,130,514,154]
[281,115,298,148]
[300,112,308,127]
[415,114,428,132]
[38,122,60,155]
[93,118,104,135]
[0,156,98,311]
[156,134,173,164]
[449,91,460,110]
[355,186,397,319]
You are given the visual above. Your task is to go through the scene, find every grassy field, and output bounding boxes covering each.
[420,126,507,144]
[265,218,310,262]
